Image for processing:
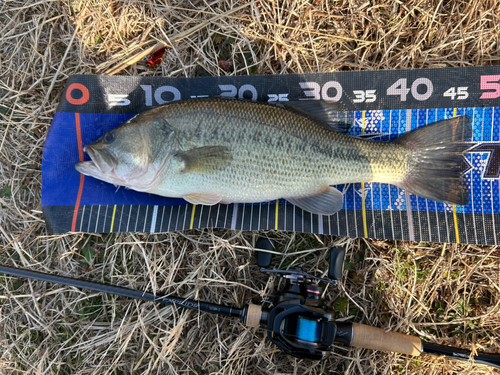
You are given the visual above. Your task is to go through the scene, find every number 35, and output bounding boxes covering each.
[353,90,377,103]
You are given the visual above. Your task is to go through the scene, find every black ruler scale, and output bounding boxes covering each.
[42,67,500,244]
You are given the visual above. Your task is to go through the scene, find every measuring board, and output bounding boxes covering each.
[42,67,500,244]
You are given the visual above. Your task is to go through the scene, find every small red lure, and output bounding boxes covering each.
[145,46,168,69]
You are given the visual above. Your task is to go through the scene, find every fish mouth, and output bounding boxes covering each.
[75,145,117,176]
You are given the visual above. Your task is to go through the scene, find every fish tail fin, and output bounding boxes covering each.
[395,115,472,206]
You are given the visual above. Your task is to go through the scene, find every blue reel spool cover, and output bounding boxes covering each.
[296,316,321,343]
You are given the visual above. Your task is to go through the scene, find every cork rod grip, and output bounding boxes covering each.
[245,304,262,328]
[351,323,422,356]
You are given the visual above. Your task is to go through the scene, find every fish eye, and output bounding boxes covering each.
[103,133,115,143]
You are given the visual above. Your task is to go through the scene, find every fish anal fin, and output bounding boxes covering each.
[175,146,232,173]
[183,192,222,205]
[286,187,344,216]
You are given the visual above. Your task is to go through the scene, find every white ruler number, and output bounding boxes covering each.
[353,90,377,103]
[387,78,433,101]
[140,85,181,106]
[219,84,258,100]
[299,81,342,101]
[108,94,131,107]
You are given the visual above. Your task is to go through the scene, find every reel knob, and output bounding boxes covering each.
[328,247,345,281]
[256,237,276,269]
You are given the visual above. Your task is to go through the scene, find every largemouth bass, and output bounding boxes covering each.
[75,98,471,215]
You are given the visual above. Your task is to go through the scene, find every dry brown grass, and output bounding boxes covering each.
[1,0,500,374]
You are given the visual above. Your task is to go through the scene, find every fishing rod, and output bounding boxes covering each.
[0,238,499,369]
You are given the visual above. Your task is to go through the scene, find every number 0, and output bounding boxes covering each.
[411,78,433,101]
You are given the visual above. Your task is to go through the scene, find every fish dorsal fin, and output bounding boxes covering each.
[278,101,354,134]
[183,192,222,205]
[286,186,344,215]
[175,146,232,172]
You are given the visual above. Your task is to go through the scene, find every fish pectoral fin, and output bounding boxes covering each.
[183,192,222,205]
[175,146,232,173]
[286,187,344,215]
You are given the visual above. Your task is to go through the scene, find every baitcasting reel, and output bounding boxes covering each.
[247,237,347,360]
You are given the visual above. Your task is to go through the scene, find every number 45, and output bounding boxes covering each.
[443,87,468,100]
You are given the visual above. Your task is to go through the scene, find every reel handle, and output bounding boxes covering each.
[328,247,345,281]
[255,237,275,268]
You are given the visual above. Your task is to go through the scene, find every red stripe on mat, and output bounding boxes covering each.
[71,113,85,232]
